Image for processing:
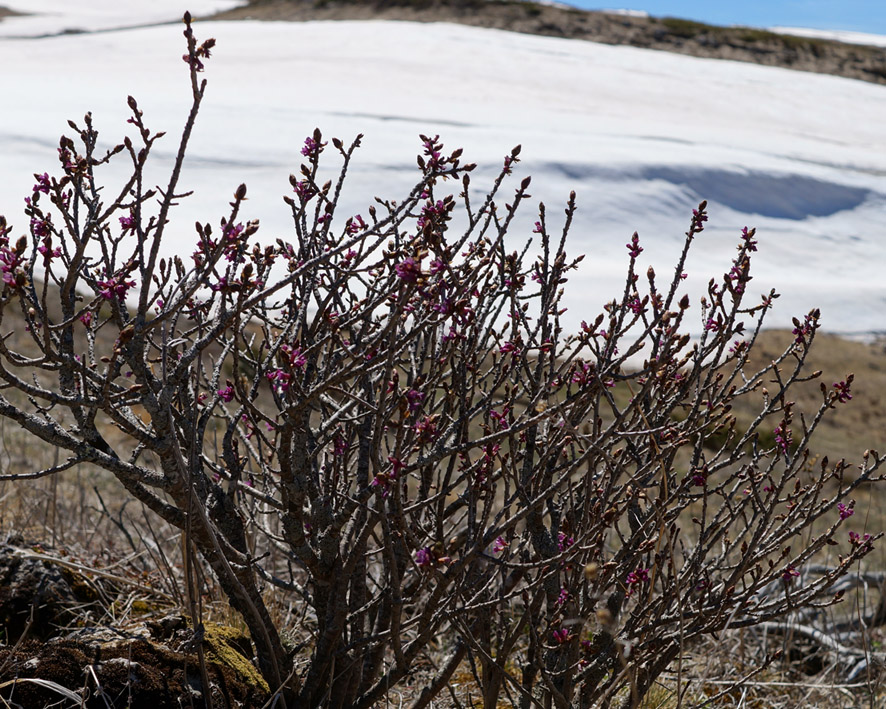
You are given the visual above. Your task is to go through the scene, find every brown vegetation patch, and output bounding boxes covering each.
[0,635,270,708]
[207,0,886,86]
[0,6,25,23]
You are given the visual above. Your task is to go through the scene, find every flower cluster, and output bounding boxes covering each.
[96,272,136,301]
[782,564,800,582]
[557,531,574,552]
[395,256,422,283]
[625,567,649,596]
[301,132,327,160]
[833,378,853,403]
[791,311,818,345]
[266,344,307,394]
[773,421,792,456]
[626,232,643,259]
[0,244,26,289]
[119,213,136,234]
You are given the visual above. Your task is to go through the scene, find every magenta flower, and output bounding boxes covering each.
[119,214,136,233]
[0,247,25,288]
[556,587,569,606]
[395,257,422,283]
[333,434,348,457]
[499,340,521,356]
[267,369,292,393]
[346,214,366,235]
[96,273,136,301]
[833,380,852,403]
[740,226,758,252]
[691,467,707,487]
[281,344,307,369]
[849,531,873,547]
[414,415,438,443]
[492,536,508,554]
[837,503,854,521]
[406,389,425,413]
[773,422,792,455]
[557,531,574,552]
[32,172,50,195]
[782,565,800,582]
[625,567,649,596]
[626,232,643,258]
[30,217,52,239]
[218,385,234,403]
[791,313,816,345]
[293,179,317,202]
[415,547,433,567]
[489,406,510,430]
[692,207,708,230]
[627,296,644,315]
[551,628,571,645]
[301,135,326,159]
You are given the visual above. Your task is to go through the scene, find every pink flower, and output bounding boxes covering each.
[551,628,571,645]
[492,536,508,554]
[833,379,852,403]
[293,179,317,202]
[499,341,521,356]
[267,369,292,393]
[837,503,854,521]
[782,565,800,582]
[0,247,25,288]
[218,385,234,403]
[740,226,758,252]
[557,531,574,552]
[346,214,366,235]
[119,214,136,233]
[626,232,643,258]
[406,389,425,413]
[96,273,136,301]
[415,547,433,567]
[301,135,326,159]
[625,567,649,596]
[849,531,873,547]
[395,257,422,283]
[773,422,792,455]
[32,173,50,195]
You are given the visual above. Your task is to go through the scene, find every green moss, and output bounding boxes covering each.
[203,622,270,694]
[59,567,99,603]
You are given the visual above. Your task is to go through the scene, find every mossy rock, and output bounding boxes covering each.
[203,622,270,694]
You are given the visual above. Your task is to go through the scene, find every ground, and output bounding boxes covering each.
[207,0,886,86]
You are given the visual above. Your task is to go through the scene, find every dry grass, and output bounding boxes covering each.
[0,322,884,706]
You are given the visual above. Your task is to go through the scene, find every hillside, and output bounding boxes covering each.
[209,0,886,86]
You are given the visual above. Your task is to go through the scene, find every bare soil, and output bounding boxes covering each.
[207,0,886,86]
[0,6,23,21]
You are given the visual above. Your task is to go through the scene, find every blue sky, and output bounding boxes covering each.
[573,2,886,35]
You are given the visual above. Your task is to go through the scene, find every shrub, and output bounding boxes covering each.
[0,14,881,708]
